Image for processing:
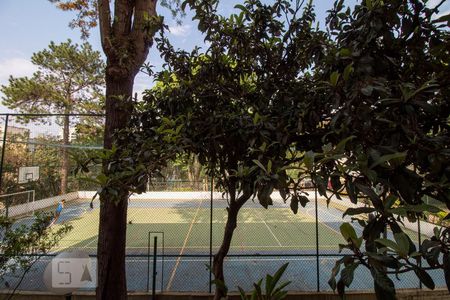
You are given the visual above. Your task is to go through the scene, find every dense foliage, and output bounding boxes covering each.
[316,0,450,299]
[131,0,328,298]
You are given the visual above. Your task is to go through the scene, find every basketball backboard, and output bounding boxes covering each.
[18,166,40,184]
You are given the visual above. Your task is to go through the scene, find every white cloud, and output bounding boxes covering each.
[435,8,450,19]
[168,24,192,37]
[426,0,442,8]
[0,58,36,85]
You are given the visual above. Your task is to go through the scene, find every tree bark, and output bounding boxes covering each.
[96,70,134,300]
[95,1,158,299]
[60,114,70,194]
[188,154,202,189]
[213,194,250,300]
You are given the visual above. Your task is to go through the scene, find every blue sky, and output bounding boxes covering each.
[0,0,449,113]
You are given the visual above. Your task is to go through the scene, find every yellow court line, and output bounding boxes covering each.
[165,198,204,291]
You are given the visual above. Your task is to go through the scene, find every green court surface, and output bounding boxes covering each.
[7,198,441,293]
[54,204,346,255]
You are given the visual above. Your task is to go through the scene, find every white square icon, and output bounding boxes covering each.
[51,258,96,288]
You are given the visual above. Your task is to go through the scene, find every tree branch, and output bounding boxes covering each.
[97,0,113,57]
[130,0,157,74]
[112,0,134,37]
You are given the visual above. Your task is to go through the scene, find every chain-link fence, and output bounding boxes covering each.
[0,113,442,295]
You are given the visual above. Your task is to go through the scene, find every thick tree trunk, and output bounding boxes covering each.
[213,197,248,300]
[60,115,70,194]
[96,70,134,300]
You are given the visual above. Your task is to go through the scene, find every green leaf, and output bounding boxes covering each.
[371,268,396,300]
[298,195,309,208]
[343,207,376,217]
[390,203,442,214]
[238,286,247,300]
[253,159,268,173]
[369,152,407,169]
[343,63,354,81]
[290,195,298,214]
[334,136,355,153]
[345,180,358,204]
[270,263,289,291]
[366,253,401,269]
[393,233,409,256]
[339,48,351,57]
[234,4,248,13]
[337,279,346,298]
[329,258,343,291]
[330,71,340,87]
[303,151,315,170]
[375,238,401,253]
[443,253,450,293]
[414,267,435,290]
[340,222,357,241]
[384,194,398,209]
[354,182,383,210]
[341,263,358,287]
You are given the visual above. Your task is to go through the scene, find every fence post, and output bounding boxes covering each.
[147,232,151,292]
[152,236,158,300]
[418,219,422,289]
[209,176,214,293]
[0,114,9,215]
[314,183,320,292]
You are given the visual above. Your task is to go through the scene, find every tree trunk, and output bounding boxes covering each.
[60,114,70,194]
[96,70,134,300]
[188,154,202,189]
[213,197,248,300]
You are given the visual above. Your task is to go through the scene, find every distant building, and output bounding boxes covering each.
[0,125,30,139]
[58,127,77,142]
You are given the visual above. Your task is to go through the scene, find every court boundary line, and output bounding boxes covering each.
[256,211,283,247]
[54,244,342,250]
[166,198,204,291]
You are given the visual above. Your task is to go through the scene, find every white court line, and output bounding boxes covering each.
[306,208,341,236]
[122,257,334,263]
[258,214,283,247]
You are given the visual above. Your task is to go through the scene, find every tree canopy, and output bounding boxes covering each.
[115,0,450,299]
[1,39,105,194]
[318,0,450,298]
[126,0,329,298]
[1,39,104,115]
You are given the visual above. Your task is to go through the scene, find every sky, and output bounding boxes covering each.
[0,0,449,114]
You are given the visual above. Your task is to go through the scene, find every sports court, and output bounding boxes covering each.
[3,191,444,293]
